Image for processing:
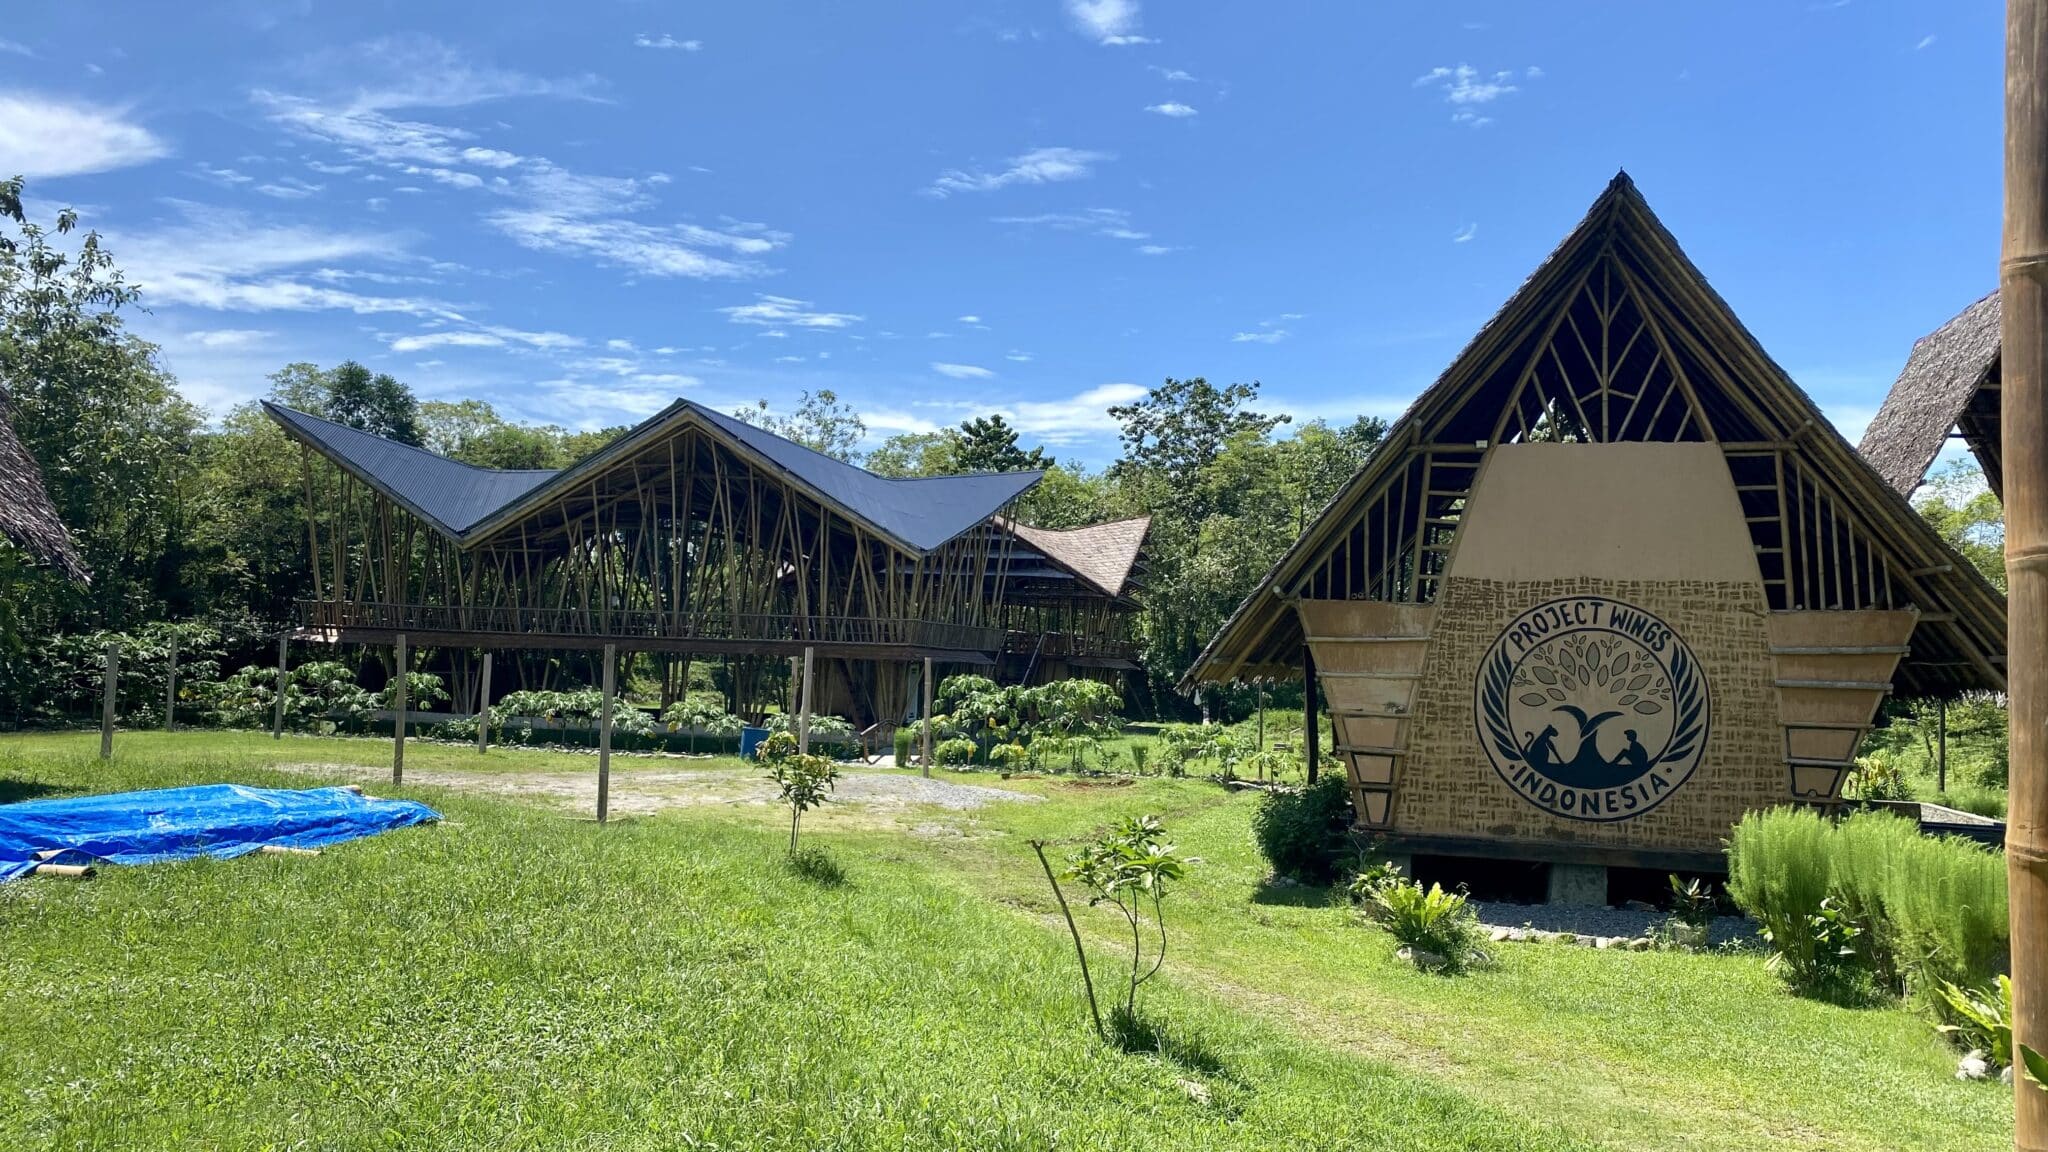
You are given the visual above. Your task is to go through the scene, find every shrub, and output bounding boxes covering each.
[660,698,743,754]
[1847,754,1911,802]
[1727,807,2008,1002]
[765,752,840,854]
[754,730,800,765]
[989,742,1029,770]
[1250,774,1353,884]
[892,727,914,766]
[1364,878,1484,972]
[1936,976,2014,1068]
[934,737,977,766]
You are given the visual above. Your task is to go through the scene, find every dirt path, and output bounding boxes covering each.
[275,761,1043,818]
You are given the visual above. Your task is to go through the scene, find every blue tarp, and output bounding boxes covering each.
[0,784,440,880]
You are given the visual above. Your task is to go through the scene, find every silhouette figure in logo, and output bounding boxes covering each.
[1520,724,1562,770]
[1524,705,1655,789]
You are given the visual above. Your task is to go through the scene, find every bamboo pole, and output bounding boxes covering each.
[99,640,117,760]
[272,635,288,740]
[922,655,934,778]
[798,645,815,755]
[1302,645,1319,786]
[164,632,177,732]
[598,642,615,824]
[2006,3,2048,1142]
[477,652,493,754]
[393,633,407,785]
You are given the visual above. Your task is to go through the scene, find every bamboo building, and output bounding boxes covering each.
[0,387,86,582]
[1184,174,2007,887]
[1859,290,2006,499]
[266,397,1145,727]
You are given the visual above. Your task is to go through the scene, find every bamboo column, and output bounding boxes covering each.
[598,642,615,824]
[272,635,288,740]
[798,645,815,755]
[99,641,117,760]
[1302,645,1320,786]
[393,634,407,785]
[921,656,934,778]
[477,652,493,754]
[2006,3,2048,1143]
[164,632,178,732]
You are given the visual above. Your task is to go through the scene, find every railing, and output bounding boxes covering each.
[297,600,1004,653]
[1001,629,1141,663]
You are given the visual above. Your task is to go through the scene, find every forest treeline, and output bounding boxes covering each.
[0,179,2007,723]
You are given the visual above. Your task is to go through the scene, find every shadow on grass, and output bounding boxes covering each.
[1250,876,1342,908]
[785,846,849,888]
[1108,1005,1228,1079]
[0,779,75,805]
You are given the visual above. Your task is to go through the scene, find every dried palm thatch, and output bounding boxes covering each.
[1857,291,2003,499]
[0,389,87,581]
[1002,516,1150,598]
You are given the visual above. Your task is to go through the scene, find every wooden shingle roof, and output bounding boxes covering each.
[0,390,86,582]
[1857,291,2003,499]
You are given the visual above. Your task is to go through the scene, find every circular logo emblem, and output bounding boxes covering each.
[1475,596,1710,822]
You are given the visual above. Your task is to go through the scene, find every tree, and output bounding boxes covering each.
[1915,458,2005,593]
[0,178,202,630]
[735,389,866,461]
[867,429,965,477]
[956,414,1050,473]
[324,361,421,444]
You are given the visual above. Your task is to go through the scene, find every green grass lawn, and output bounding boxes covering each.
[0,730,2014,1150]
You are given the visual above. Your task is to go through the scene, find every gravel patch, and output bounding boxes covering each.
[1469,901,1759,949]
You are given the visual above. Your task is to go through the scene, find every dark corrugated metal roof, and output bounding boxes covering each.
[263,403,558,536]
[268,397,1043,555]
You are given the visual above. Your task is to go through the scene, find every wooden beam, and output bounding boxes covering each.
[393,633,407,785]
[598,642,615,824]
[99,640,117,761]
[164,631,178,733]
[477,652,493,755]
[921,655,934,778]
[273,635,288,740]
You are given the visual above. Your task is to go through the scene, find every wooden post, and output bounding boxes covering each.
[99,640,117,760]
[1303,645,1319,786]
[272,635,288,740]
[1937,696,1949,794]
[164,631,178,732]
[798,645,815,755]
[477,652,493,754]
[2004,3,2048,1141]
[921,656,934,778]
[598,643,615,824]
[393,633,407,785]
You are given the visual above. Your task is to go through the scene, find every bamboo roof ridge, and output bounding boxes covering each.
[1000,516,1150,598]
[0,388,87,582]
[1857,291,2004,499]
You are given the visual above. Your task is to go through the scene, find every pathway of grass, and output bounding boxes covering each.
[0,731,2015,1149]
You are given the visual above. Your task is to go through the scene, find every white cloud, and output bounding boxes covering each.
[1066,0,1145,44]
[932,362,994,379]
[606,338,636,352]
[1006,350,1033,362]
[1008,383,1146,442]
[1452,223,1478,243]
[1148,66,1196,82]
[994,207,1146,240]
[186,328,269,348]
[1135,244,1177,255]
[112,206,447,318]
[1915,34,1936,50]
[719,294,862,328]
[925,146,1110,197]
[1414,63,1537,126]
[0,91,169,178]
[193,163,253,186]
[1232,329,1286,344]
[389,330,505,353]
[957,314,982,324]
[1145,102,1198,118]
[255,176,323,199]
[635,34,703,51]
[0,39,32,57]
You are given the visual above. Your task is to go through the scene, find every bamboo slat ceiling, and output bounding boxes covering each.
[1183,172,2009,699]
[267,398,1044,555]
[0,389,86,582]
[1857,291,2004,500]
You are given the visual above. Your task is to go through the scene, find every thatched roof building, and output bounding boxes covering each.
[1180,174,2005,876]
[1858,291,2003,499]
[0,389,86,582]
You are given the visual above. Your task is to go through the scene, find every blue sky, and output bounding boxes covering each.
[0,2,2000,468]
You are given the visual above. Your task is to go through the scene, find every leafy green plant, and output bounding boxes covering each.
[1669,875,1717,928]
[934,737,977,766]
[989,742,1029,770]
[660,697,743,754]
[1032,816,1188,1043]
[1763,897,1874,1004]
[1345,860,1404,904]
[1130,744,1150,775]
[754,730,800,765]
[1363,877,1484,972]
[1250,774,1352,884]
[2022,1044,2048,1094]
[1935,976,2013,1068]
[765,751,840,854]
[1847,753,1911,802]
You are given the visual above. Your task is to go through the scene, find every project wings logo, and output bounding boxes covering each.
[1476,596,1710,821]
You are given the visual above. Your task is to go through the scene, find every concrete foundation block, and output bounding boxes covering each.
[1546,862,1608,906]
